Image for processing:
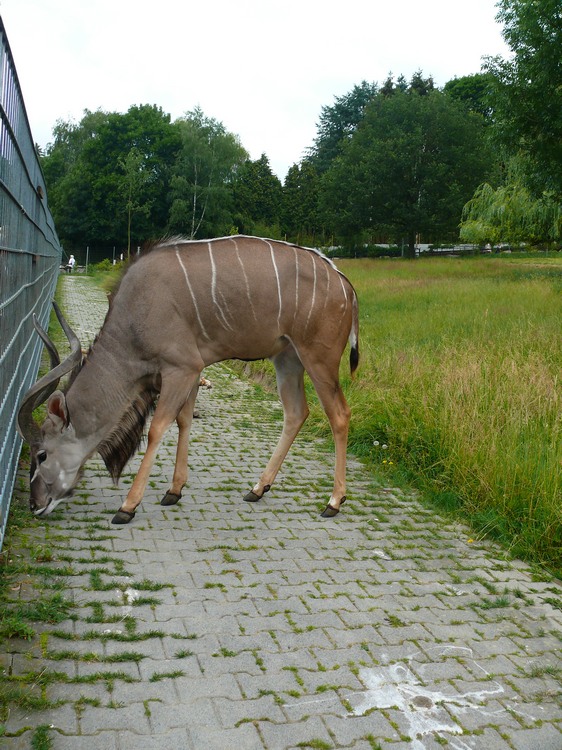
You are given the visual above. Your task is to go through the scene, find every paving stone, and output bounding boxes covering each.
[215,693,286,727]
[168,673,244,702]
[324,712,399,746]
[3,704,79,737]
[510,722,562,750]
[109,677,180,705]
[281,691,347,722]
[117,729,192,750]
[47,732,120,749]
[188,723,265,750]
[78,701,152,734]
[259,715,334,749]
[147,698,220,733]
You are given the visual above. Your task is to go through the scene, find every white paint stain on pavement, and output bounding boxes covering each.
[349,646,505,750]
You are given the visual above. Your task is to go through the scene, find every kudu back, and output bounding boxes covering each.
[18,236,359,524]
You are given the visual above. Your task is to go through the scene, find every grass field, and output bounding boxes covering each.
[328,255,561,575]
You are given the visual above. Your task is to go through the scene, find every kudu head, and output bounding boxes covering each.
[17,302,84,516]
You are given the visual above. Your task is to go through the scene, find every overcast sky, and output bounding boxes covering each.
[1,0,509,180]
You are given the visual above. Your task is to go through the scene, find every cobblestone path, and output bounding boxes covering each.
[3,275,562,749]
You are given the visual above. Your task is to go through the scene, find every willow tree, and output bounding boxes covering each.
[460,182,562,247]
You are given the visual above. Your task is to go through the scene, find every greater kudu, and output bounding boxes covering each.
[18,236,359,524]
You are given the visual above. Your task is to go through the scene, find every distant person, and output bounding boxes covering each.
[66,254,76,273]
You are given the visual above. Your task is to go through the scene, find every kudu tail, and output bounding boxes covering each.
[349,290,360,377]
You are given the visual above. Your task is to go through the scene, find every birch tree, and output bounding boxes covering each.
[167,108,247,239]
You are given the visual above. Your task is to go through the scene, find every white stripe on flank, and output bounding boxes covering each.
[208,243,234,331]
[292,246,299,329]
[175,249,211,340]
[322,261,331,314]
[338,273,349,318]
[231,238,258,321]
[265,240,282,329]
[305,253,318,333]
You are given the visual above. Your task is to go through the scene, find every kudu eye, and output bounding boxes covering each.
[37,450,47,464]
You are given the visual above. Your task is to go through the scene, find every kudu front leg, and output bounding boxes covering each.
[112,374,200,524]
[111,413,174,524]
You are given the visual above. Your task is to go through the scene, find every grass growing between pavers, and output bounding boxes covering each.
[1,505,349,739]
[0,472,199,743]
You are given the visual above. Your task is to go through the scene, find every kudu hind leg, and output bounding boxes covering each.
[161,382,200,506]
[302,359,351,517]
[244,348,308,503]
[112,373,201,524]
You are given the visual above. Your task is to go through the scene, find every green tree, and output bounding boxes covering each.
[281,161,321,244]
[320,89,492,255]
[119,147,153,257]
[460,172,562,247]
[167,108,247,239]
[41,110,111,248]
[408,70,435,96]
[443,73,495,119]
[485,0,562,196]
[232,154,282,235]
[41,105,181,254]
[309,81,378,174]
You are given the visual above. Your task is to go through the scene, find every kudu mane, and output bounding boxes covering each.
[97,388,158,483]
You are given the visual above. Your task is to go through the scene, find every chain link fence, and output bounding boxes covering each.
[0,17,62,547]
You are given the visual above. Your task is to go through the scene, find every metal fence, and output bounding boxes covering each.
[0,17,62,548]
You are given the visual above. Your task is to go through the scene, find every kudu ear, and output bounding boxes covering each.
[46,391,70,431]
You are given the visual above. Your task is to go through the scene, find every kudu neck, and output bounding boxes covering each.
[65,333,152,444]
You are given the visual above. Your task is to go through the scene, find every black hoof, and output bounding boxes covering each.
[320,496,346,518]
[243,484,270,503]
[111,509,136,525]
[161,492,181,506]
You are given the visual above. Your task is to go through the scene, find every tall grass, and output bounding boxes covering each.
[337,256,561,573]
